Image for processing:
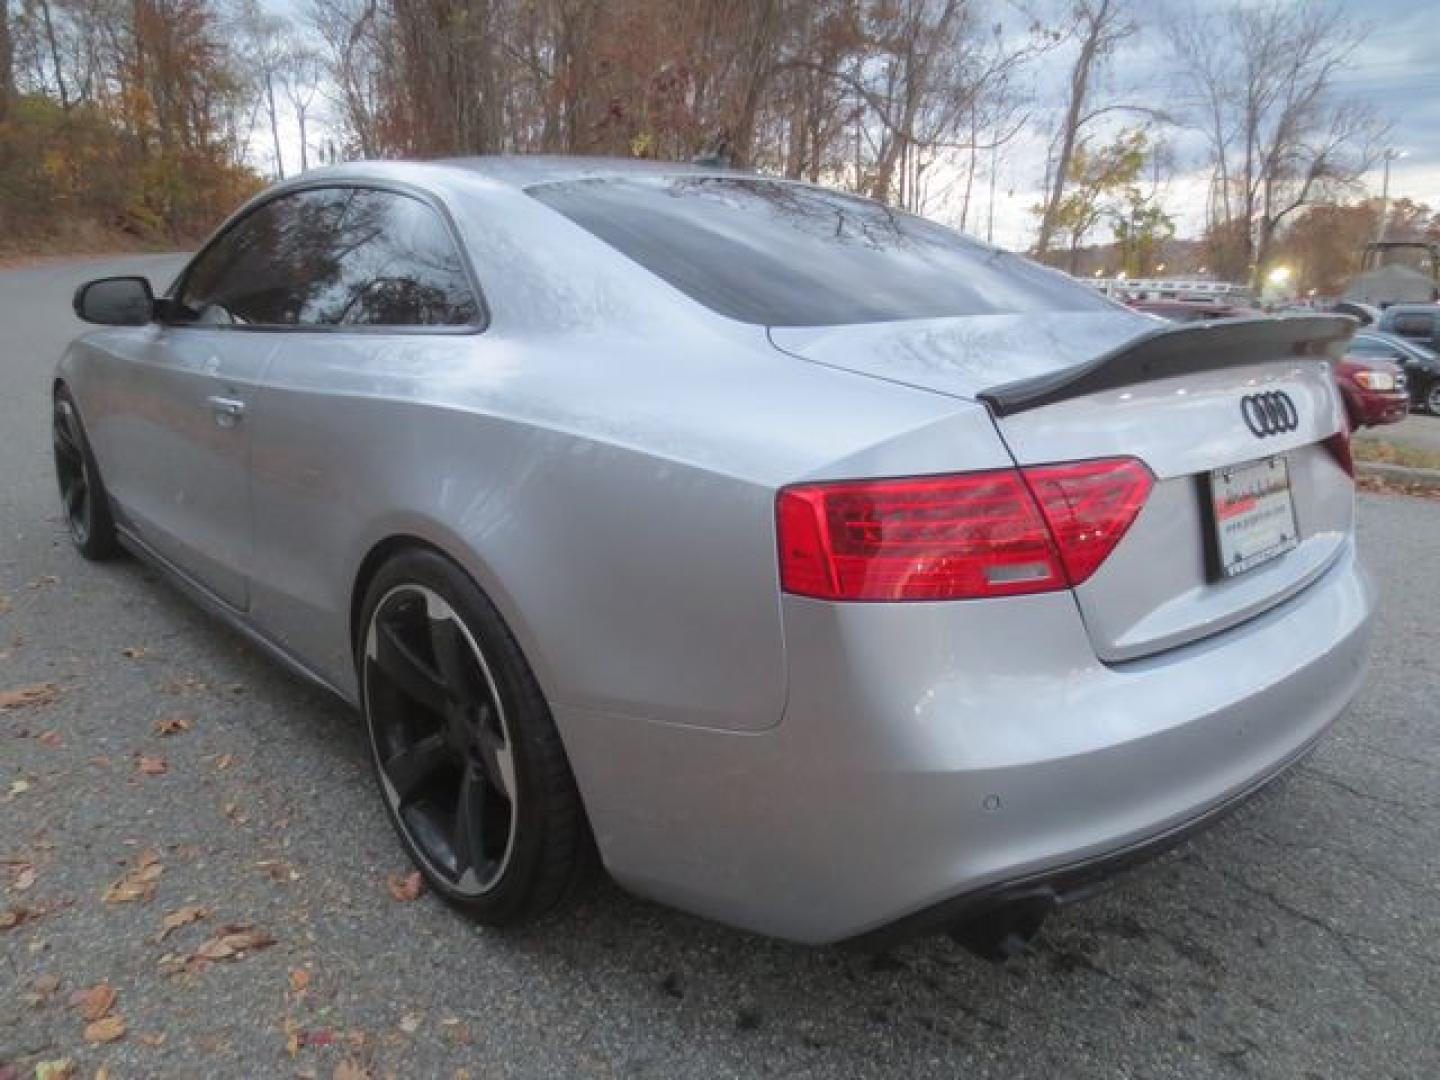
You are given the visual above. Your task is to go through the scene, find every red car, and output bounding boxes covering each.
[1334,355,1409,428]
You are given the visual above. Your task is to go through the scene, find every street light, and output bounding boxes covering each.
[1376,148,1408,244]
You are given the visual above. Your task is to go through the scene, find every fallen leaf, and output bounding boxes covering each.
[333,1060,369,1080]
[8,779,31,797]
[72,982,116,1021]
[138,1031,167,1047]
[257,859,298,884]
[32,1061,74,1080]
[102,853,164,903]
[94,1067,111,1080]
[12,866,36,892]
[193,923,276,962]
[0,905,33,930]
[152,715,193,736]
[31,972,62,1000]
[210,753,237,771]
[83,1015,125,1043]
[289,968,311,995]
[121,646,147,659]
[0,682,59,709]
[36,730,64,747]
[398,1012,421,1034]
[158,903,208,940]
[385,871,423,902]
[136,754,168,776]
[29,575,59,589]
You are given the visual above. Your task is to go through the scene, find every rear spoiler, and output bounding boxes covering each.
[978,315,1357,418]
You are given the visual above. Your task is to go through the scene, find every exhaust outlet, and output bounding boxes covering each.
[949,890,1055,962]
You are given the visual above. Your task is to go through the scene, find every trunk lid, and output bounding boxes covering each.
[771,313,1357,661]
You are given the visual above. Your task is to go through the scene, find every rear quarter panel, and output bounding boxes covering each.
[246,324,1000,734]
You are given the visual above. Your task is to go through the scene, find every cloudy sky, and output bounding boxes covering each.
[972,0,1440,249]
[259,0,1440,252]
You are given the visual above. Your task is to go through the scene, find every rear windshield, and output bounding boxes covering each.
[528,176,1112,327]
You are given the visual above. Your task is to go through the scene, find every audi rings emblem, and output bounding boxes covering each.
[1240,391,1299,438]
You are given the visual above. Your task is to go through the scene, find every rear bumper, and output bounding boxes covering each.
[556,539,1374,944]
[845,724,1323,950]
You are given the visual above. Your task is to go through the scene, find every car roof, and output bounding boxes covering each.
[295,155,748,192]
[439,155,746,188]
[1383,303,1440,314]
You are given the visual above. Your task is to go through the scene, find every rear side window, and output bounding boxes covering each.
[1391,312,1436,339]
[306,189,479,327]
[175,187,478,329]
[529,176,1111,327]
[1351,337,1400,359]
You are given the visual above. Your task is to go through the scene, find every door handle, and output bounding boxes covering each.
[207,394,246,426]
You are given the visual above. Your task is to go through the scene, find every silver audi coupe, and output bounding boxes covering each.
[54,157,1374,956]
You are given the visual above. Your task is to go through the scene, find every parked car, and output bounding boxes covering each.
[1334,355,1409,428]
[54,159,1373,956]
[1129,298,1264,323]
[1376,302,1440,351]
[1348,328,1440,414]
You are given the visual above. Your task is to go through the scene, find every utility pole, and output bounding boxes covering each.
[1374,148,1406,245]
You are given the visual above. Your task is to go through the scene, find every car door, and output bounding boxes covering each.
[241,185,486,686]
[100,187,352,610]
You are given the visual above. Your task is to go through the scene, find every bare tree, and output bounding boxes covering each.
[279,44,322,172]
[235,0,292,178]
[0,0,12,122]
[1168,0,1386,283]
[1032,0,1140,255]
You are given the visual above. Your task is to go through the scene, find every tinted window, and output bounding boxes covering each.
[175,187,478,328]
[529,177,1111,327]
[1391,312,1436,338]
[177,188,351,326]
[1350,336,1401,358]
[305,189,479,327]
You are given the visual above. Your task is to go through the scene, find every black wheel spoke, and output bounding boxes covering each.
[429,617,483,706]
[365,584,519,897]
[374,619,451,714]
[63,476,85,515]
[474,710,515,801]
[53,423,82,464]
[451,765,489,876]
[383,731,450,804]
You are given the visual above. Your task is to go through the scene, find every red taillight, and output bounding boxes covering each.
[1323,430,1355,478]
[1021,458,1155,585]
[776,458,1152,601]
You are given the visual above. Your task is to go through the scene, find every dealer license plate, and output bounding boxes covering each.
[1209,456,1299,578]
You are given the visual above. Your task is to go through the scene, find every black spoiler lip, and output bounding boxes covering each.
[978,314,1357,418]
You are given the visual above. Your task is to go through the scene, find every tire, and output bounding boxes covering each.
[356,547,593,925]
[1426,382,1440,416]
[52,385,119,560]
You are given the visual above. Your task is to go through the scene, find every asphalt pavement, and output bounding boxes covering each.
[3,257,1438,1079]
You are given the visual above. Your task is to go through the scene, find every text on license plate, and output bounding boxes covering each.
[1210,456,1299,578]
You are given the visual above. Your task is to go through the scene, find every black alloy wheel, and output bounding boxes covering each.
[358,549,592,923]
[365,583,518,895]
[52,388,118,559]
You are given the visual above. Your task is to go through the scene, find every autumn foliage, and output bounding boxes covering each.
[0,0,260,252]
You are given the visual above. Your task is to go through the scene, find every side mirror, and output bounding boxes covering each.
[73,276,155,326]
